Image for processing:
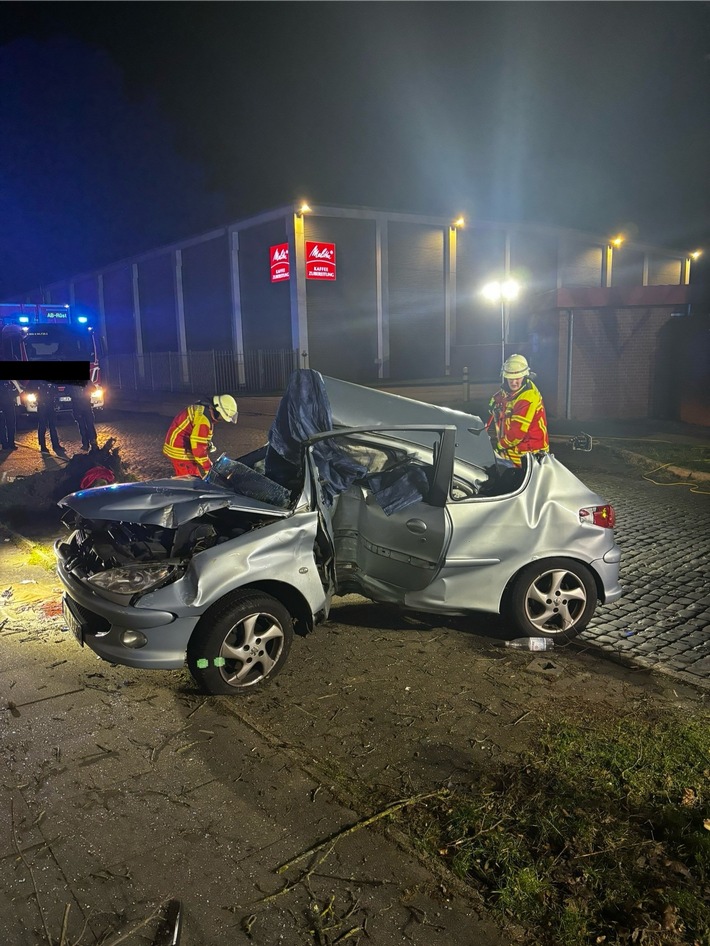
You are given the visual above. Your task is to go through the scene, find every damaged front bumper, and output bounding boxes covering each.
[56,544,199,669]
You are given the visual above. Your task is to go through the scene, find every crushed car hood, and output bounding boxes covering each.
[322,376,496,470]
[57,477,292,528]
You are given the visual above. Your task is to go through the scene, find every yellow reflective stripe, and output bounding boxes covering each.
[163,444,192,459]
[165,415,192,449]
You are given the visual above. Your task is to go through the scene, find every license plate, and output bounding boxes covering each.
[59,396,72,402]
[62,596,85,645]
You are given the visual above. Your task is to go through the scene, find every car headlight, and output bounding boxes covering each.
[88,563,178,595]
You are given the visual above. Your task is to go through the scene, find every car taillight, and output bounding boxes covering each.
[579,504,616,528]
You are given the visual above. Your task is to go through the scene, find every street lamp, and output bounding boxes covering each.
[684,249,702,284]
[481,278,521,364]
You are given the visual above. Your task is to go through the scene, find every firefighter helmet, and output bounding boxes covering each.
[501,353,531,380]
[213,394,238,423]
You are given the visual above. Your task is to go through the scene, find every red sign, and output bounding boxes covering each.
[306,241,336,280]
[270,243,290,282]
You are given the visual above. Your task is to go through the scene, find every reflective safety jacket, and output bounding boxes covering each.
[488,379,549,467]
[162,403,214,475]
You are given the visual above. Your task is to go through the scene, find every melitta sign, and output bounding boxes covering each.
[270,243,290,282]
[306,241,336,280]
[269,240,337,281]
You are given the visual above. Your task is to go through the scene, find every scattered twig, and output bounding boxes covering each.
[275,789,448,875]
[248,842,337,907]
[333,925,363,943]
[150,723,192,763]
[98,901,166,946]
[58,903,71,946]
[174,740,200,754]
[10,798,53,946]
[293,703,317,718]
[8,688,84,709]
[186,698,208,719]
[509,711,532,726]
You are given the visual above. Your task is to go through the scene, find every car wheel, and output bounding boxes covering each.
[506,558,597,640]
[187,591,294,695]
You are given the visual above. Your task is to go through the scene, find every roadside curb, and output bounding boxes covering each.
[575,638,710,693]
[603,444,710,485]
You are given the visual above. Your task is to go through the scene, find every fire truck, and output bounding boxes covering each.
[0,303,105,417]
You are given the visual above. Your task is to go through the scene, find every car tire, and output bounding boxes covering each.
[506,558,597,640]
[187,591,294,695]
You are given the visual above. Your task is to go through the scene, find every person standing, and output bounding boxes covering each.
[163,394,238,477]
[0,380,18,451]
[488,354,549,467]
[67,383,98,451]
[28,381,66,455]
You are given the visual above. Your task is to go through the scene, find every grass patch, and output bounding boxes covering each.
[407,709,710,945]
[604,441,710,476]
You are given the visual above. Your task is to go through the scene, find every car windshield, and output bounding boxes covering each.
[24,326,94,361]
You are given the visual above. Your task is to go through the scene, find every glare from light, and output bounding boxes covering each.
[481,281,502,302]
[299,202,312,215]
[481,279,520,302]
[500,278,520,301]
[77,316,88,323]
[690,249,702,260]
[610,235,624,248]
[18,316,29,323]
[452,216,465,229]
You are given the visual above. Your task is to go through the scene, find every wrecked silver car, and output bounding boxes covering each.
[55,371,622,695]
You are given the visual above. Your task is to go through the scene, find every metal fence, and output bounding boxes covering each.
[104,349,300,396]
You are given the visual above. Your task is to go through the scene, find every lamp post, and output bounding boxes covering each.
[481,278,521,365]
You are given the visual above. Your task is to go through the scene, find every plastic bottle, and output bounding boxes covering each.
[504,637,555,651]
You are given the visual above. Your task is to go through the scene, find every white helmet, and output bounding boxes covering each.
[501,353,531,380]
[213,394,238,423]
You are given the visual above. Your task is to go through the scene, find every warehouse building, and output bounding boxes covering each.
[14,203,699,421]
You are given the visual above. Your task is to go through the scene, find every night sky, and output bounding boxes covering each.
[1,2,709,296]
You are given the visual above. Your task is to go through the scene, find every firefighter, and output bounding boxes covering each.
[488,354,549,467]
[0,380,18,451]
[67,383,99,452]
[163,394,238,477]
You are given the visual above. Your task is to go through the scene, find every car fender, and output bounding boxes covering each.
[138,511,329,620]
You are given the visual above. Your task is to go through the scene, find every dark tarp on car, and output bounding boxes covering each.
[265,369,430,515]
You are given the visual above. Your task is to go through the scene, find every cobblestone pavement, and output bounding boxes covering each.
[2,405,709,690]
[567,454,710,688]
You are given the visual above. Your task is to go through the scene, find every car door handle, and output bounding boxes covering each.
[406,519,427,535]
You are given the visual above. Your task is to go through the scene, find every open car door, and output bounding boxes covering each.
[306,425,456,600]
